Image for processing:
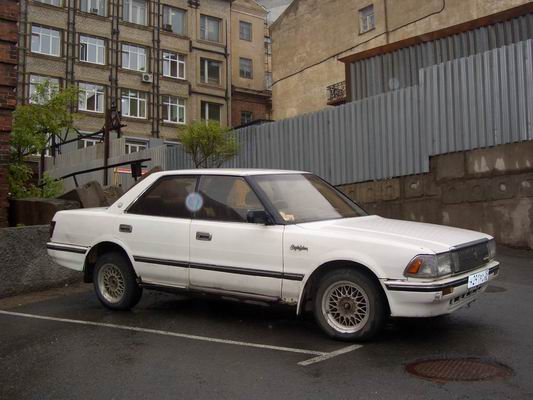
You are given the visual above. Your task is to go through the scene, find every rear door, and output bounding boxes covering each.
[189,175,284,299]
[115,175,197,287]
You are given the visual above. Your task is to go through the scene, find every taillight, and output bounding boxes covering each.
[50,221,56,239]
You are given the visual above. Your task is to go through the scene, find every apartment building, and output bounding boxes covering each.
[17,0,271,154]
[270,0,533,120]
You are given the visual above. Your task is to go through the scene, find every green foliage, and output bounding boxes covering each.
[178,120,240,168]
[8,80,78,198]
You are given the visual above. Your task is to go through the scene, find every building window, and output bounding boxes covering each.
[239,21,252,41]
[125,140,147,154]
[359,4,375,33]
[36,0,62,7]
[29,75,59,103]
[162,6,186,35]
[79,136,101,149]
[31,25,61,57]
[162,51,185,79]
[240,111,253,125]
[201,101,221,123]
[79,0,106,16]
[80,35,105,65]
[122,44,147,71]
[78,83,105,113]
[265,72,272,90]
[121,89,147,119]
[200,15,221,43]
[239,58,252,79]
[162,95,186,124]
[200,58,221,85]
[123,0,147,25]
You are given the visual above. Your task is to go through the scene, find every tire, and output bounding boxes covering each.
[93,252,142,310]
[313,268,387,341]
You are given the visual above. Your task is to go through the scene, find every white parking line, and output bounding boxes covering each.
[0,310,362,365]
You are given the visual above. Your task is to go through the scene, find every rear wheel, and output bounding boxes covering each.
[94,252,142,310]
[313,269,386,341]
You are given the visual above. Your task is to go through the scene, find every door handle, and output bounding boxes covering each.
[119,224,132,233]
[196,231,212,241]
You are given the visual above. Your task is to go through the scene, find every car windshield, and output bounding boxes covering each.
[252,173,367,224]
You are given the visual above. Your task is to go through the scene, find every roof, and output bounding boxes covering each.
[153,168,308,177]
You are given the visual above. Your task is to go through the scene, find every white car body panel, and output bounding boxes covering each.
[47,169,499,318]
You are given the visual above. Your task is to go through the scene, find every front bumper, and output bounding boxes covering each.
[382,260,500,317]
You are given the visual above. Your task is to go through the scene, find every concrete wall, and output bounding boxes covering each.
[0,225,82,298]
[338,142,533,249]
[270,0,531,120]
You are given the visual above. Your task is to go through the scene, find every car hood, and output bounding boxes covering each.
[296,215,491,253]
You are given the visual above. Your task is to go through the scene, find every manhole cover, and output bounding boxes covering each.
[406,358,512,382]
[485,285,507,293]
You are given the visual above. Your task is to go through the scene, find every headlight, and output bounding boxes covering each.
[487,239,497,259]
[404,253,453,278]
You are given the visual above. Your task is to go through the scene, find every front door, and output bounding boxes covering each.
[115,175,197,287]
[189,175,284,299]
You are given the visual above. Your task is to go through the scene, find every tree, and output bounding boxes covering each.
[178,120,240,168]
[9,80,79,198]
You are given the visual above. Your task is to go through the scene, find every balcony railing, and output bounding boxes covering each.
[327,81,346,106]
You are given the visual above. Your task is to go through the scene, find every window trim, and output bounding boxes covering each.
[120,89,148,119]
[79,34,106,65]
[162,5,187,36]
[123,0,148,26]
[359,4,375,34]
[35,0,63,7]
[162,50,186,80]
[199,14,222,43]
[199,57,221,85]
[201,101,222,123]
[79,0,107,16]
[121,43,148,72]
[28,74,60,104]
[161,95,186,125]
[78,82,105,113]
[240,110,253,125]
[239,20,252,41]
[239,57,253,80]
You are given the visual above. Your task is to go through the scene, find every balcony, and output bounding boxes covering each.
[326,81,347,106]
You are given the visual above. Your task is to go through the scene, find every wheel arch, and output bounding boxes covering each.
[83,240,135,283]
[296,260,390,316]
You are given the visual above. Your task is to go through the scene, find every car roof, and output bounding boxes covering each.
[152,168,310,177]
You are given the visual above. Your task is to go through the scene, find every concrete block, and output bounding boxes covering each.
[464,179,490,203]
[518,173,533,197]
[355,181,381,204]
[366,201,402,219]
[441,181,466,204]
[59,180,107,208]
[487,198,533,248]
[8,198,80,226]
[435,152,465,181]
[102,185,125,206]
[423,174,440,197]
[489,177,517,201]
[466,141,533,177]
[441,203,489,233]
[381,179,400,201]
[402,198,441,223]
[404,175,424,198]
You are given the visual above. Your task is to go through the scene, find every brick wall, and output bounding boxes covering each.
[0,0,18,227]
[231,92,271,127]
[337,142,533,250]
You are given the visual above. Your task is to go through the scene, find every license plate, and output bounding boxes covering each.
[468,269,489,289]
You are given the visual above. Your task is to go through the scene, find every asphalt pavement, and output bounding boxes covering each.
[0,246,532,400]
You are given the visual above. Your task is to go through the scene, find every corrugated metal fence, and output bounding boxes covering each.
[48,39,533,190]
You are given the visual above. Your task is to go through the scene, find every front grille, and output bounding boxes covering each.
[451,241,490,274]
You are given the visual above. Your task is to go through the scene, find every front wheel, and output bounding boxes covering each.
[94,252,142,310]
[313,269,387,341]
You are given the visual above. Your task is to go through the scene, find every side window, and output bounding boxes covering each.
[197,176,264,223]
[128,176,196,218]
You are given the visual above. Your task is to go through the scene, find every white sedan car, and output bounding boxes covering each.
[47,169,499,341]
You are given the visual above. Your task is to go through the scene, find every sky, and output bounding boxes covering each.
[256,0,293,24]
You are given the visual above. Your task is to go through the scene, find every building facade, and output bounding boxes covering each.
[270,0,533,120]
[17,0,270,155]
[0,0,18,226]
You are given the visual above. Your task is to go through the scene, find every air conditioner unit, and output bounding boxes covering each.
[141,73,153,83]
[91,8,99,14]
[163,24,173,32]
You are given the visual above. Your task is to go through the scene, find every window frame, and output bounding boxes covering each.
[162,5,186,35]
[240,110,253,125]
[239,20,252,41]
[200,14,222,43]
[199,58,221,85]
[125,139,148,154]
[78,82,105,113]
[125,175,199,219]
[359,4,375,34]
[28,74,60,104]
[161,95,186,124]
[79,35,106,65]
[121,43,148,72]
[121,89,148,119]
[31,25,61,57]
[239,57,253,80]
[201,101,221,123]
[162,51,186,80]
[79,0,106,16]
[123,0,147,25]
[36,0,62,7]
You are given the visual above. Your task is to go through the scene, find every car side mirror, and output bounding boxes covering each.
[247,210,272,225]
